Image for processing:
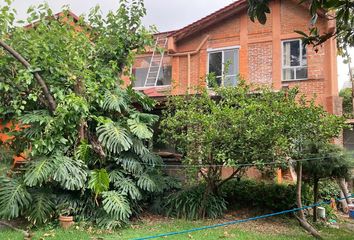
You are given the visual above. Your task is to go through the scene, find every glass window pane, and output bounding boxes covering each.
[283,40,300,67]
[209,52,222,77]
[283,68,294,80]
[224,49,238,76]
[157,65,172,86]
[283,42,290,66]
[302,44,307,66]
[290,40,300,66]
[133,68,148,87]
[296,67,307,79]
[224,76,237,86]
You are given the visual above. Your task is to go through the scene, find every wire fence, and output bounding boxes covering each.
[142,151,354,169]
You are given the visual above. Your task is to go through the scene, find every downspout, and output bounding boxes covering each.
[169,35,209,94]
[188,53,191,93]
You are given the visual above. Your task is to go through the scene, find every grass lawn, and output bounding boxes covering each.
[1,214,353,240]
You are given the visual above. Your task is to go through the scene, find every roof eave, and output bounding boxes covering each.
[172,0,247,42]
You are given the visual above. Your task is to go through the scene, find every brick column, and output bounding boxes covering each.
[272,0,281,90]
[239,13,248,81]
[171,56,180,95]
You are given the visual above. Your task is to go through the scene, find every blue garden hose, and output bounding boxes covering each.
[132,194,353,240]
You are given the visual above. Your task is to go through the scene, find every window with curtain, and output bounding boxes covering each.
[208,48,239,87]
[282,39,307,81]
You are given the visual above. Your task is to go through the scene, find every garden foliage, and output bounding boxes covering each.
[0,0,163,228]
[160,81,345,219]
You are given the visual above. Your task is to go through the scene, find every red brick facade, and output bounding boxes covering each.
[126,0,340,114]
[248,42,273,85]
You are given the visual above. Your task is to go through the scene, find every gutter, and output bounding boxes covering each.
[168,35,209,94]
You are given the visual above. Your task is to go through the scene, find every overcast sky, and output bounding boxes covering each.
[12,0,234,32]
[10,0,351,89]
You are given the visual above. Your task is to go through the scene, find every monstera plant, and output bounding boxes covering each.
[0,0,163,228]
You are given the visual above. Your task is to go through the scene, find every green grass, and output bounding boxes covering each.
[1,217,353,240]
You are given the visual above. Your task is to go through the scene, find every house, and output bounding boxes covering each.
[125,0,341,117]
[123,0,341,182]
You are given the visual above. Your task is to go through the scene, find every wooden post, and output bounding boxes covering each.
[277,168,283,184]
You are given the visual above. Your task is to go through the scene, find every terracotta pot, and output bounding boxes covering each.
[59,215,74,229]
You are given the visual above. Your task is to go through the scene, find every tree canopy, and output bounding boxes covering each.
[160,81,345,233]
[161,82,345,194]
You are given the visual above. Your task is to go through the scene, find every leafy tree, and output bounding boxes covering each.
[274,93,344,239]
[160,81,344,220]
[302,142,353,222]
[0,0,163,228]
[339,88,353,118]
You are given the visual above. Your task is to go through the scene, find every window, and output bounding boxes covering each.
[208,48,239,87]
[282,39,307,81]
[132,57,172,88]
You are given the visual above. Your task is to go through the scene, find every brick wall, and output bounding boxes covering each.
[283,79,326,105]
[177,56,188,94]
[126,0,339,114]
[248,41,273,86]
[307,45,325,80]
[248,12,272,40]
[280,0,327,35]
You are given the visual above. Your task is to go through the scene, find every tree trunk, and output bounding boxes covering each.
[295,162,322,239]
[0,39,57,113]
[88,131,106,159]
[339,190,349,213]
[289,162,297,183]
[337,178,352,205]
[296,162,305,219]
[78,121,86,141]
[198,166,220,219]
[294,214,323,239]
[199,177,217,219]
[313,177,319,222]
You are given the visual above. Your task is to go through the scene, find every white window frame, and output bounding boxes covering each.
[131,56,172,89]
[207,46,240,87]
[281,39,308,81]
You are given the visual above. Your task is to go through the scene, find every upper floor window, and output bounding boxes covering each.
[282,39,307,81]
[208,48,239,87]
[132,56,172,88]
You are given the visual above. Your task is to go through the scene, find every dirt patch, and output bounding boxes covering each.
[217,209,302,235]
[133,210,303,236]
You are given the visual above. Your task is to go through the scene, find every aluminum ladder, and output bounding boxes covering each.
[144,37,168,87]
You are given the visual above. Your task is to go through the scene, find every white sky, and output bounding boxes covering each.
[10,0,352,90]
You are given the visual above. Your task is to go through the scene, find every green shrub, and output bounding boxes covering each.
[318,179,340,201]
[339,88,353,118]
[221,179,302,211]
[164,184,227,220]
[144,174,182,215]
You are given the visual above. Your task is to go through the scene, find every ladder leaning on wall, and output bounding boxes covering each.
[144,37,168,87]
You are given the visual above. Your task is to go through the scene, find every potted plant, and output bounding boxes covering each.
[57,203,74,229]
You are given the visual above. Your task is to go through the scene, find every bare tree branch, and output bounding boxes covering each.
[0,221,31,239]
[218,167,242,188]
